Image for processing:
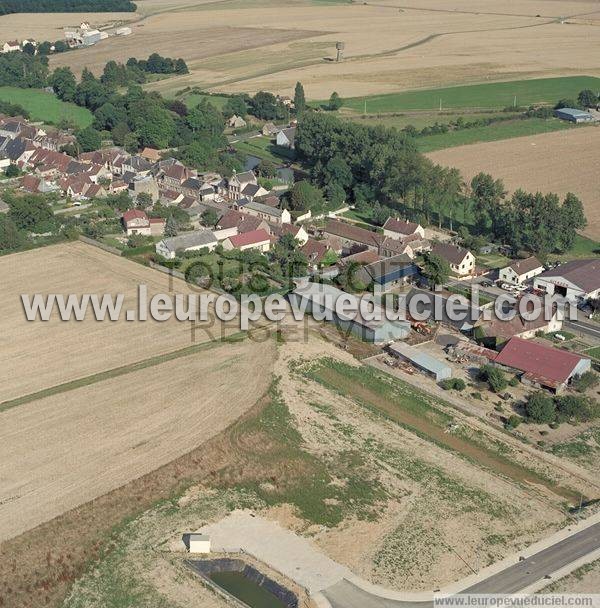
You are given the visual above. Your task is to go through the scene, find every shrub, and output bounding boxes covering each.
[525,392,556,424]
[479,364,508,393]
[572,371,598,393]
[440,378,466,391]
[505,415,522,429]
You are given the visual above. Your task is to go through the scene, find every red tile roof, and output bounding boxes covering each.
[228,228,270,248]
[323,219,382,248]
[123,209,148,223]
[495,337,589,384]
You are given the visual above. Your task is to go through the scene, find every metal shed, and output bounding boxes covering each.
[554,108,594,123]
[389,342,452,381]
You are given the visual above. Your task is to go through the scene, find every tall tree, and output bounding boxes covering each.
[294,81,306,113]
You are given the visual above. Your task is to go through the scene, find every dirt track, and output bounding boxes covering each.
[428,126,600,240]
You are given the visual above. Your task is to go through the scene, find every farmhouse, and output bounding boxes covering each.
[533,259,600,301]
[222,228,272,252]
[431,242,475,277]
[322,219,382,252]
[122,209,165,237]
[239,200,291,226]
[554,108,594,123]
[276,127,296,149]
[1,40,20,53]
[227,115,247,129]
[262,122,280,137]
[499,256,544,285]
[155,230,218,259]
[494,337,591,392]
[301,239,333,270]
[271,223,308,245]
[383,217,425,240]
[216,210,269,238]
[228,170,257,201]
[357,254,420,295]
[289,281,410,344]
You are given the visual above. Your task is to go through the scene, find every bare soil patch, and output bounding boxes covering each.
[427,126,600,240]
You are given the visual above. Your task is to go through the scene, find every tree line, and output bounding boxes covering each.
[0,0,136,14]
[295,112,587,256]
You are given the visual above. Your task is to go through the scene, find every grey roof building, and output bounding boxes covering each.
[155,230,218,259]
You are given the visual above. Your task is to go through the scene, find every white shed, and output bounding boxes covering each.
[188,534,211,553]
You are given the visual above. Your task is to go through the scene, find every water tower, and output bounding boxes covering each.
[336,41,345,62]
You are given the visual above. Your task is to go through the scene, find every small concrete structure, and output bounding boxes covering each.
[388,342,452,381]
[187,533,211,554]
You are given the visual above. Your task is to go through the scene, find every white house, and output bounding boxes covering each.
[155,230,218,259]
[122,209,165,237]
[499,256,544,285]
[431,242,475,277]
[382,217,425,240]
[228,170,257,201]
[274,223,308,246]
[276,127,296,149]
[222,228,271,252]
[187,534,211,554]
[239,200,291,226]
[534,259,600,301]
[1,40,21,53]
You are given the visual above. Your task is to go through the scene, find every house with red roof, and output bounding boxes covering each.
[122,209,165,237]
[494,337,591,392]
[222,228,271,253]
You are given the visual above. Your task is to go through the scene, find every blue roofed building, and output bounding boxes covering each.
[554,108,594,123]
[388,342,452,381]
[357,254,421,295]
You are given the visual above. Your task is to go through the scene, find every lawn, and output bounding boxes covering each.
[183,92,230,110]
[0,86,93,128]
[477,251,512,270]
[586,347,600,361]
[417,117,577,153]
[336,76,600,113]
[235,135,296,163]
[556,235,600,261]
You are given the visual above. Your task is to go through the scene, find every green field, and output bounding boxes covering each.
[336,76,600,113]
[0,87,93,128]
[417,117,578,152]
[183,92,230,110]
[235,135,296,163]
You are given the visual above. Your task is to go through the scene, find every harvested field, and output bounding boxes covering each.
[0,242,239,403]
[5,0,600,99]
[427,126,600,240]
[0,336,276,541]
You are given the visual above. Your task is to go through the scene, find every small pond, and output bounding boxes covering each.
[210,571,289,608]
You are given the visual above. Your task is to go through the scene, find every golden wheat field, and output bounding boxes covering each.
[427,126,600,240]
[3,0,600,98]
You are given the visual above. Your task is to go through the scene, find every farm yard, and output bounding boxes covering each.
[39,332,594,607]
[427,127,600,240]
[0,87,93,128]
[4,0,600,100]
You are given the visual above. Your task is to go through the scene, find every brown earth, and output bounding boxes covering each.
[427,126,600,240]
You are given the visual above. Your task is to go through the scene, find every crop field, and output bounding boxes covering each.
[0,242,243,403]
[3,0,600,99]
[0,241,277,542]
[428,126,600,240]
[417,116,580,152]
[337,76,600,113]
[0,86,93,127]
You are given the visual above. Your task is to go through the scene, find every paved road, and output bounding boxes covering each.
[322,522,600,608]
[565,319,600,341]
